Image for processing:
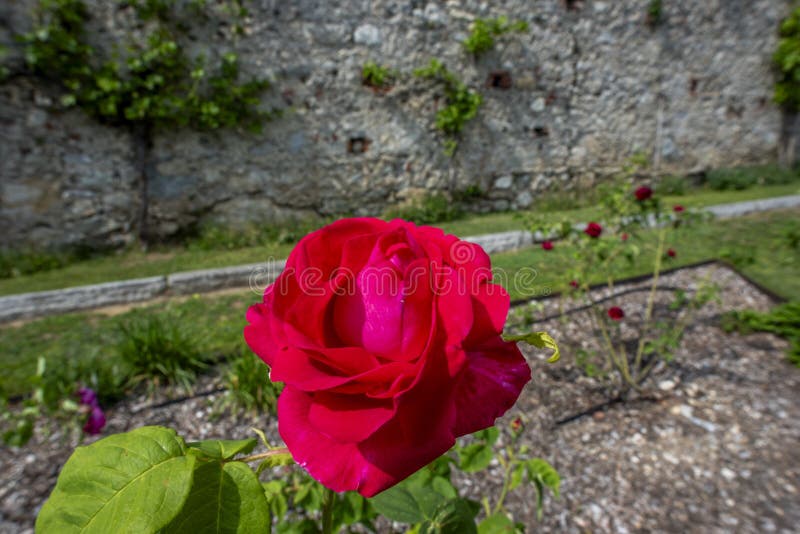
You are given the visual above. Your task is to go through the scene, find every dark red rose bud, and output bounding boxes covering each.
[621,233,629,241]
[634,186,653,201]
[667,248,676,258]
[511,417,523,432]
[541,240,553,251]
[584,222,603,238]
[569,280,579,289]
[673,205,685,213]
[607,306,625,321]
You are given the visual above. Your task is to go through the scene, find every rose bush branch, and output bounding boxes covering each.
[526,157,717,396]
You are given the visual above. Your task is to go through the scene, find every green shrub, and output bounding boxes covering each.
[384,193,465,225]
[117,314,210,391]
[36,353,130,409]
[220,348,281,416]
[722,302,800,367]
[187,219,321,251]
[657,175,688,196]
[705,165,799,191]
[0,249,69,279]
[706,168,759,191]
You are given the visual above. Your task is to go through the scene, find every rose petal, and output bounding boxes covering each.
[465,281,510,346]
[278,387,396,495]
[308,391,396,442]
[451,337,531,437]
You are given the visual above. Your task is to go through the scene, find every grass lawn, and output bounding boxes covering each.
[1,183,798,297]
[1,208,797,399]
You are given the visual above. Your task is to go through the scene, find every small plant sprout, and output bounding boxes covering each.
[463,16,529,56]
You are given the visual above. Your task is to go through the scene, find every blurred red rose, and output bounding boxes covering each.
[634,186,653,201]
[607,306,625,321]
[667,248,676,258]
[621,233,629,241]
[541,240,553,251]
[584,222,603,238]
[569,280,579,289]
[245,218,530,497]
[673,205,685,213]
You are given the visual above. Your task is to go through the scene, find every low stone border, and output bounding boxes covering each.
[1,195,798,323]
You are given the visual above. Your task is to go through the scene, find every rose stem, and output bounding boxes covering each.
[321,487,336,534]
[235,447,291,464]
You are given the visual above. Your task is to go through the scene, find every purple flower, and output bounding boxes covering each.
[83,406,106,436]
[77,387,98,407]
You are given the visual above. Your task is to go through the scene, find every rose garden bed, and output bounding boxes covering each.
[2,262,797,533]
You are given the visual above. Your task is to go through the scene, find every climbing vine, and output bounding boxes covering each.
[774,6,800,111]
[17,0,274,243]
[414,59,483,156]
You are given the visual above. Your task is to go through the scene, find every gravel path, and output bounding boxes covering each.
[1,263,798,533]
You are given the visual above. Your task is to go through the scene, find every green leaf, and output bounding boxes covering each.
[370,485,425,523]
[503,331,560,363]
[509,463,525,491]
[421,499,478,534]
[431,476,458,500]
[262,480,288,524]
[458,443,493,472]
[526,458,561,519]
[164,460,270,533]
[186,438,257,460]
[475,427,500,445]
[36,426,195,533]
[478,513,516,534]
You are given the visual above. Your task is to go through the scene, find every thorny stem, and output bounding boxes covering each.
[493,447,515,515]
[236,447,291,464]
[321,487,336,534]
[633,228,666,377]
[585,292,624,380]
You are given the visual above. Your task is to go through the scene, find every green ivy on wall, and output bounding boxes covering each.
[462,16,528,57]
[414,59,482,156]
[17,0,274,244]
[22,0,270,131]
[775,6,800,111]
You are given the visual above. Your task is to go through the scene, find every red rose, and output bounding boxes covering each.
[621,233,629,241]
[634,186,653,201]
[667,248,676,258]
[584,222,603,238]
[245,218,530,497]
[541,240,553,251]
[673,205,685,213]
[569,280,579,289]
[607,306,624,321]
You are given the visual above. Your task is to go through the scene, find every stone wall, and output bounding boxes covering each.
[0,0,792,249]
